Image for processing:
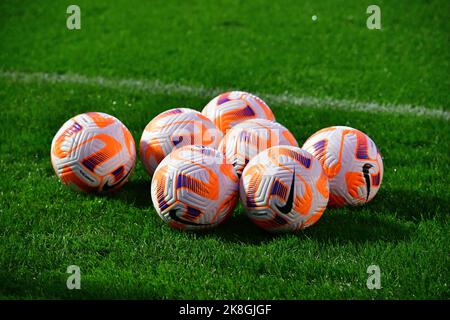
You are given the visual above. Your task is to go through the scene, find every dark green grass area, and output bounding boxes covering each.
[0,0,449,299]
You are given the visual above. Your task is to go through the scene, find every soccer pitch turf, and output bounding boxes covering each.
[0,0,449,299]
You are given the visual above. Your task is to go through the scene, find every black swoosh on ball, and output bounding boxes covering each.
[362,163,373,202]
[168,209,209,226]
[102,169,133,192]
[276,170,295,214]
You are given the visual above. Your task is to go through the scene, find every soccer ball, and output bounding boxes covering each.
[202,91,275,134]
[240,145,329,233]
[140,108,223,176]
[51,112,136,193]
[151,145,239,230]
[302,126,383,207]
[219,119,299,176]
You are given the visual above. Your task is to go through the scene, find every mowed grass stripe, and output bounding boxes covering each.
[1,70,448,121]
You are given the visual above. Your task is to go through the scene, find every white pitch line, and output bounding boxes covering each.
[0,70,448,121]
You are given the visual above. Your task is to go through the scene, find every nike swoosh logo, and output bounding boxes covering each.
[102,169,133,192]
[362,163,373,202]
[169,209,209,226]
[276,170,295,214]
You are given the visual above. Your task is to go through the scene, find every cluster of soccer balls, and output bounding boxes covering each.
[51,91,383,233]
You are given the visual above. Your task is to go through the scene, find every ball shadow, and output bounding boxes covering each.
[301,209,413,244]
[111,184,444,245]
[109,179,151,209]
[354,188,447,222]
[205,212,279,245]
[209,207,413,246]
[199,187,445,245]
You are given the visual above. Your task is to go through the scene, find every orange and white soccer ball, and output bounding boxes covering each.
[219,119,298,176]
[51,112,136,193]
[240,146,329,233]
[302,126,383,207]
[202,91,275,134]
[151,145,239,230]
[140,108,223,176]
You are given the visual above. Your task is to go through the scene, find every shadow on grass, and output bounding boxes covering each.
[109,179,151,209]
[0,273,162,300]
[354,188,448,222]
[206,212,279,245]
[207,208,414,245]
[110,184,446,245]
[302,209,413,244]
[207,187,448,244]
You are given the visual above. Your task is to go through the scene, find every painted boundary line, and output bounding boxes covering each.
[0,70,448,120]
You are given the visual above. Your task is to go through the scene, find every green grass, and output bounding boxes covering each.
[0,0,449,299]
